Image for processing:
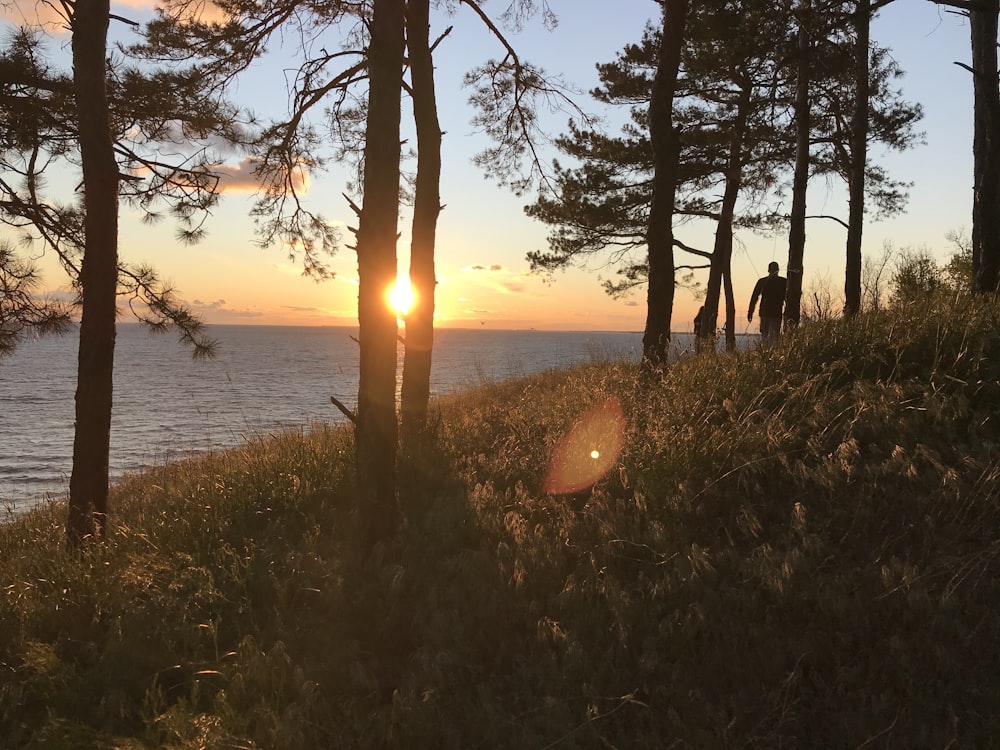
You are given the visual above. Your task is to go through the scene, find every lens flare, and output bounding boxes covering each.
[544,396,625,495]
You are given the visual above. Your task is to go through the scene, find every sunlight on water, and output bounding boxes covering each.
[2,326,651,515]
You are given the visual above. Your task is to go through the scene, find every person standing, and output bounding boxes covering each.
[748,261,787,345]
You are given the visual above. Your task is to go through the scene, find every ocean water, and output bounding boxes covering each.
[1,324,674,516]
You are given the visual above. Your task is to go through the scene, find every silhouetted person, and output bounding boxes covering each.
[748,261,787,345]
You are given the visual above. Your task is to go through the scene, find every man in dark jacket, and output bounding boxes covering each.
[748,261,787,345]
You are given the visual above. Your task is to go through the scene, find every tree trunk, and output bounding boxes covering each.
[786,0,810,326]
[970,0,1000,292]
[699,90,747,351]
[723,267,736,352]
[701,205,735,348]
[67,0,119,545]
[844,0,869,316]
[356,0,405,553]
[400,0,441,440]
[642,0,689,369]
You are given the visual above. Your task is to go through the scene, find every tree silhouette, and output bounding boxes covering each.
[929,0,1000,293]
[400,0,443,440]
[353,0,405,552]
[643,0,688,365]
[1,19,234,542]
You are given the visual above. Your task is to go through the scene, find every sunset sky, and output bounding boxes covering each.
[1,1,976,331]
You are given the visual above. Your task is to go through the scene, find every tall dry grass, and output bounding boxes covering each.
[3,294,1000,747]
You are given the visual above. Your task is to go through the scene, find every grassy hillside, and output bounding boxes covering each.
[3,296,1000,748]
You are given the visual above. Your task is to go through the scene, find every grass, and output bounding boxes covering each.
[3,293,1000,748]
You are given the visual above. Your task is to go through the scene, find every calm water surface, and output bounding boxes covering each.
[1,324,668,515]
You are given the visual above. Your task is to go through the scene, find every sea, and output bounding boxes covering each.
[1,324,704,517]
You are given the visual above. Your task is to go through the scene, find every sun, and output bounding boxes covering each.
[388,277,415,317]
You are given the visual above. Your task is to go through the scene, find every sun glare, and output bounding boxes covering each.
[543,396,626,495]
[388,278,415,317]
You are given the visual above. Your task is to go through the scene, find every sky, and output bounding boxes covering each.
[0,0,978,332]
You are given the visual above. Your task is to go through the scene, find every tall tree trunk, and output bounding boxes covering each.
[786,0,810,326]
[67,0,119,545]
[844,0,869,316]
[642,0,689,369]
[700,91,747,350]
[970,0,1000,292]
[700,200,736,348]
[356,0,405,553]
[400,0,441,440]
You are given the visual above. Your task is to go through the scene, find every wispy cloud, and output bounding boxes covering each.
[190,298,262,318]
[279,304,355,323]
[2,0,217,32]
[216,158,310,195]
[1,1,67,29]
[498,278,526,294]
[273,262,304,277]
[461,263,540,296]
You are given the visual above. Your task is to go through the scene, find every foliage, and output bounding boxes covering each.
[0,26,229,356]
[889,238,972,306]
[943,228,973,293]
[4,297,1000,746]
[524,0,922,303]
[809,36,924,219]
[0,241,73,356]
[890,247,944,303]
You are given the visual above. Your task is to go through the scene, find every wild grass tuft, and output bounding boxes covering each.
[3,296,1000,747]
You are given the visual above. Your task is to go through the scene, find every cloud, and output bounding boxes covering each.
[273,262,303,277]
[2,0,208,32]
[189,298,262,318]
[624,301,640,307]
[39,288,77,305]
[214,160,261,193]
[122,153,308,198]
[215,158,311,195]
[461,263,540,296]
[498,279,527,294]
[192,298,224,308]
[128,155,311,196]
[280,304,356,322]
[112,0,230,24]
[1,1,69,30]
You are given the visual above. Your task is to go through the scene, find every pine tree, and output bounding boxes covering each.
[928,0,1000,293]
[1,21,237,541]
[400,0,443,440]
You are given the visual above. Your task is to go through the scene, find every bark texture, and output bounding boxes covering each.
[786,0,810,325]
[400,0,442,440]
[700,87,748,353]
[970,1,1000,292]
[356,0,405,553]
[67,0,119,544]
[844,0,870,316]
[642,0,689,369]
